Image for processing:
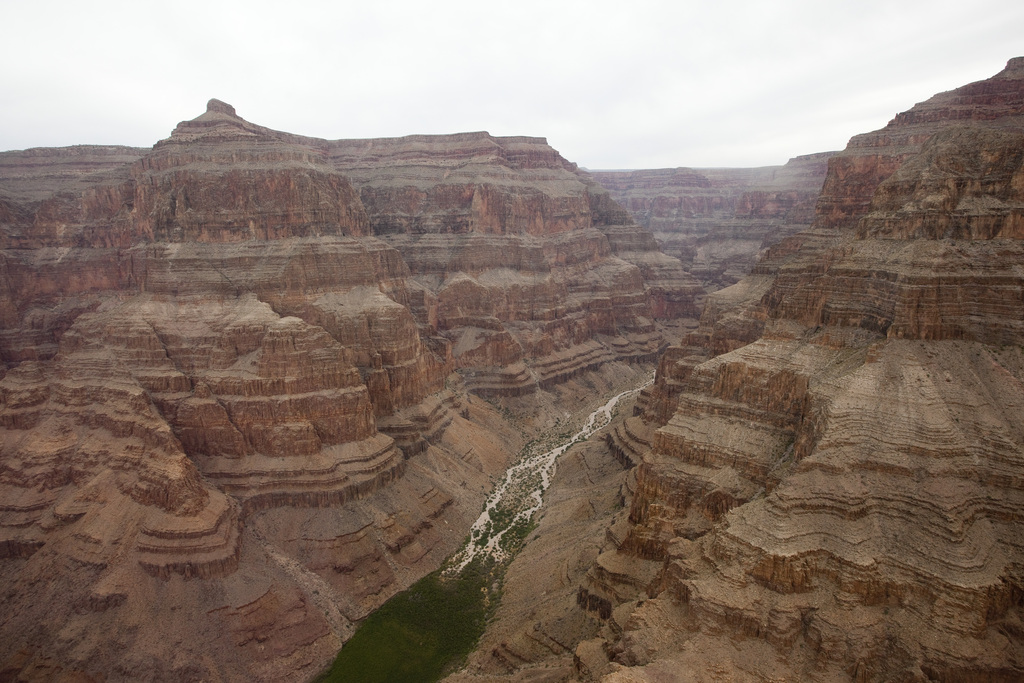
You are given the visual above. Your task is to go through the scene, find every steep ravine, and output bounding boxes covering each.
[448,57,1024,683]
[319,364,654,682]
[0,102,700,681]
[443,381,654,683]
[5,56,1023,683]
[450,371,652,574]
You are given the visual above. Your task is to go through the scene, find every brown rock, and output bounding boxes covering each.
[567,57,1024,682]
[591,152,834,290]
[450,58,1024,683]
[0,98,694,681]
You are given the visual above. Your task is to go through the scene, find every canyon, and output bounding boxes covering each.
[590,152,833,292]
[448,57,1024,682]
[0,101,699,681]
[3,55,1024,683]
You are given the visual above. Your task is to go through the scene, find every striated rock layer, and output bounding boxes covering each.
[557,57,1024,682]
[0,100,697,681]
[443,58,1024,683]
[590,152,833,291]
[328,131,705,395]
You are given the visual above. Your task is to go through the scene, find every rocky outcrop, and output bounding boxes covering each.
[0,99,695,681]
[327,130,703,395]
[818,57,1024,232]
[562,57,1024,682]
[590,152,833,290]
[329,131,591,237]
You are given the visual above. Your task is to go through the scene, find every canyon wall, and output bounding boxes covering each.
[0,101,699,681]
[590,152,833,290]
[557,57,1024,682]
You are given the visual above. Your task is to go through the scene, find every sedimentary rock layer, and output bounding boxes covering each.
[328,129,704,390]
[568,57,1024,682]
[0,100,694,680]
[591,152,833,290]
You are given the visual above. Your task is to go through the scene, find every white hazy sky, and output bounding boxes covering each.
[2,0,1023,168]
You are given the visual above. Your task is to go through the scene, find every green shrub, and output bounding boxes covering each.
[317,558,497,683]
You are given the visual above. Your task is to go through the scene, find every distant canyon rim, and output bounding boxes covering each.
[2,57,1024,682]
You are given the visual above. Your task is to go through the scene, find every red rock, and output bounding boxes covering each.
[570,57,1024,682]
[591,153,834,290]
[0,98,695,681]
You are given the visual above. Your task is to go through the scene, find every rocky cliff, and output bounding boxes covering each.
[327,131,704,396]
[0,101,698,681]
[590,152,833,290]
[449,58,1024,683]
[602,58,1024,682]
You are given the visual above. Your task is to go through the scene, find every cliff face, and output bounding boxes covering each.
[0,101,698,681]
[590,152,833,290]
[558,57,1024,682]
[327,130,705,396]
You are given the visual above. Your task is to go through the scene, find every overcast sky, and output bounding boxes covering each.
[2,0,1022,168]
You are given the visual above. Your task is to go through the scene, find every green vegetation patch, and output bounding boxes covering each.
[316,558,498,683]
[320,381,646,682]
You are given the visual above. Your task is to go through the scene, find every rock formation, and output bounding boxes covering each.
[328,132,704,396]
[591,152,833,290]
[445,58,1024,683]
[0,101,698,680]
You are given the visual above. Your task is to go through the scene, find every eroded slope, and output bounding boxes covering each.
[0,101,697,680]
[453,58,1024,683]
[591,153,833,291]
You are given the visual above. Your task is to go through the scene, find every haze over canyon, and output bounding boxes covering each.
[2,58,1024,682]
